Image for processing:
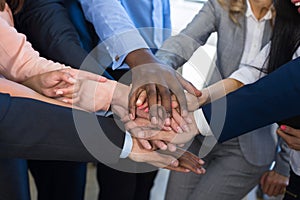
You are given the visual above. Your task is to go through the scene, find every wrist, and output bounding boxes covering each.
[95,80,117,111]
[125,49,158,68]
[199,88,211,106]
[111,83,130,107]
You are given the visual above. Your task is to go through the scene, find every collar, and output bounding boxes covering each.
[245,0,272,21]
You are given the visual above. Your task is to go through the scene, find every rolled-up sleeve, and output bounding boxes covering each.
[229,43,270,85]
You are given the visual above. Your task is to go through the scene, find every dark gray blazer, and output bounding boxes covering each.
[156,0,290,176]
[0,93,125,164]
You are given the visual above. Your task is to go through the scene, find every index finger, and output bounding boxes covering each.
[146,84,159,125]
[129,88,140,120]
[170,86,188,118]
[176,73,202,97]
[157,84,172,126]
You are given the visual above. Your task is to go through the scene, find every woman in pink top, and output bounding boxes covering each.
[0,0,116,199]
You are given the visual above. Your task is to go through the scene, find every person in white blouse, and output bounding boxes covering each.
[188,0,300,199]
[155,0,290,198]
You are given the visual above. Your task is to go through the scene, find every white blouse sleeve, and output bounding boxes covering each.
[229,43,271,85]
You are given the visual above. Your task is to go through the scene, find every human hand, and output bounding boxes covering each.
[126,112,199,145]
[128,61,201,126]
[260,170,289,196]
[291,0,300,14]
[111,104,176,150]
[69,79,117,112]
[54,69,108,98]
[129,138,205,174]
[22,68,78,98]
[277,125,300,150]
[170,88,210,112]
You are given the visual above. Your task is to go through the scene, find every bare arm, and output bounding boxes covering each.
[203,78,244,104]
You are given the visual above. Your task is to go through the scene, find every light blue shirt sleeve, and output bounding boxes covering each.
[79,0,149,70]
[120,131,133,158]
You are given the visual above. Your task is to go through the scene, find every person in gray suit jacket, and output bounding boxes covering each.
[155,0,290,199]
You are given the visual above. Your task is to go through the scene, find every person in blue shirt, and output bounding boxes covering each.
[77,1,173,199]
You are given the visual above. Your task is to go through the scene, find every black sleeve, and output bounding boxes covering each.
[0,93,125,163]
[13,0,89,68]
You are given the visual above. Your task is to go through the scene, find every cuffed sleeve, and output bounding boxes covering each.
[193,108,213,136]
[272,138,291,177]
[119,132,133,159]
[79,0,148,70]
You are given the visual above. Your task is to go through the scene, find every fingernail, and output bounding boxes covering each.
[151,117,158,125]
[171,160,179,167]
[165,126,172,131]
[197,168,202,174]
[185,169,190,172]
[177,127,183,133]
[136,99,142,105]
[169,145,176,152]
[144,108,149,113]
[62,99,69,103]
[183,125,190,132]
[68,77,77,84]
[138,132,145,138]
[56,90,63,95]
[146,143,152,150]
[182,110,188,117]
[186,117,193,124]
[165,118,171,126]
[199,159,205,165]
[130,114,135,120]
[161,145,167,150]
[280,125,287,131]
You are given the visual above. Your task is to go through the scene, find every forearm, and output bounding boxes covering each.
[0,80,125,162]
[0,78,71,108]
[202,57,300,142]
[204,78,244,103]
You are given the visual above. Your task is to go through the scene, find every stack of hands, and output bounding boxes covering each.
[23,65,300,180]
[23,66,210,174]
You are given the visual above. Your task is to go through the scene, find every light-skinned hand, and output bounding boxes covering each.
[129,138,206,174]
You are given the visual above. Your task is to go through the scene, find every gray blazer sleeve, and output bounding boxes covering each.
[155,0,217,69]
[273,138,291,177]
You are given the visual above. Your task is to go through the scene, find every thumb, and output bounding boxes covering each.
[260,172,268,186]
[151,152,179,168]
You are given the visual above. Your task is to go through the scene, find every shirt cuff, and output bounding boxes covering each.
[193,109,213,136]
[229,66,265,85]
[120,131,133,158]
[111,54,129,70]
[104,30,149,66]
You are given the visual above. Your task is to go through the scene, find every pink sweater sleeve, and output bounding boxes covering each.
[0,4,116,109]
[0,5,68,82]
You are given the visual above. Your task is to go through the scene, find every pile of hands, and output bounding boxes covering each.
[23,66,212,174]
